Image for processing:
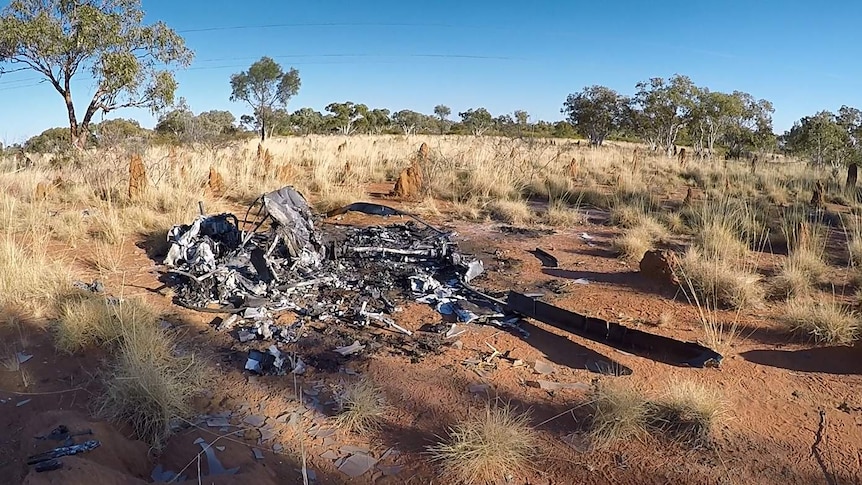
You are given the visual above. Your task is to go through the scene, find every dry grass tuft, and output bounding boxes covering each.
[333,379,388,435]
[428,402,538,484]
[696,222,750,262]
[677,247,763,310]
[613,225,655,262]
[486,199,534,225]
[0,236,70,315]
[771,248,827,299]
[782,298,860,345]
[651,380,725,447]
[54,295,155,353]
[544,200,585,227]
[95,322,208,448]
[589,381,650,448]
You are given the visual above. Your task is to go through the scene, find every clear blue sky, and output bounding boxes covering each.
[1,0,861,143]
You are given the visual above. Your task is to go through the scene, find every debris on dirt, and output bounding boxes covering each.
[194,437,240,475]
[334,340,365,356]
[338,452,378,477]
[506,291,722,368]
[16,351,33,364]
[17,399,32,407]
[639,249,680,287]
[572,278,590,285]
[499,226,555,237]
[73,279,105,294]
[162,186,503,366]
[579,233,595,241]
[35,425,92,442]
[530,247,559,268]
[533,360,555,375]
[26,440,101,467]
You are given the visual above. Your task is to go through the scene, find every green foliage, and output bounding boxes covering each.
[229,57,300,141]
[291,107,324,135]
[561,85,628,146]
[325,102,367,135]
[782,110,859,166]
[0,0,192,148]
[362,108,391,135]
[459,108,494,136]
[631,74,697,153]
[392,109,427,135]
[24,127,75,153]
[434,104,451,134]
[93,118,149,146]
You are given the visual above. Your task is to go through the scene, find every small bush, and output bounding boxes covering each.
[589,381,650,448]
[334,379,387,434]
[54,295,155,353]
[677,247,763,309]
[782,299,860,345]
[486,199,534,225]
[428,402,538,484]
[613,225,655,262]
[650,381,724,447]
[96,323,207,448]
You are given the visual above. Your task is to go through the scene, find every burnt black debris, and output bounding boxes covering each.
[161,185,723,373]
[163,187,503,358]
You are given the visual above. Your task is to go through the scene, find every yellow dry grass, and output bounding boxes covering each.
[333,379,388,435]
[782,298,860,345]
[589,381,651,448]
[428,401,538,485]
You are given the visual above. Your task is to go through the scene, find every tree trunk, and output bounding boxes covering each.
[260,117,266,142]
[65,94,81,149]
[846,163,858,192]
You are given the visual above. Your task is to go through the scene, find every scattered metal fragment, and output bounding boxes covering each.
[579,233,595,241]
[206,417,231,428]
[572,278,590,285]
[505,292,723,368]
[16,399,31,407]
[321,450,342,460]
[340,446,370,455]
[446,324,466,339]
[338,453,378,477]
[245,349,275,374]
[34,459,62,472]
[194,437,240,475]
[533,360,555,375]
[308,427,335,438]
[27,440,100,465]
[530,248,559,268]
[252,448,264,460]
[243,415,266,427]
[334,341,365,356]
[35,425,92,443]
[16,352,33,364]
[72,279,104,294]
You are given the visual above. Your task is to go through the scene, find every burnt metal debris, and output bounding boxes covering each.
[162,185,722,373]
[505,292,723,368]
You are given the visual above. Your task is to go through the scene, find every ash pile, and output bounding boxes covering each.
[162,186,508,370]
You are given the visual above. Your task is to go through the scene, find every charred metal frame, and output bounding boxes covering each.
[505,291,722,368]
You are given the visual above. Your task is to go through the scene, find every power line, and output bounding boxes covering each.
[192,53,523,64]
[177,22,457,34]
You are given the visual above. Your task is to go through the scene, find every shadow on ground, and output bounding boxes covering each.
[740,345,862,375]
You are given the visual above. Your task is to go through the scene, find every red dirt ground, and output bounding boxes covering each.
[2,185,862,485]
